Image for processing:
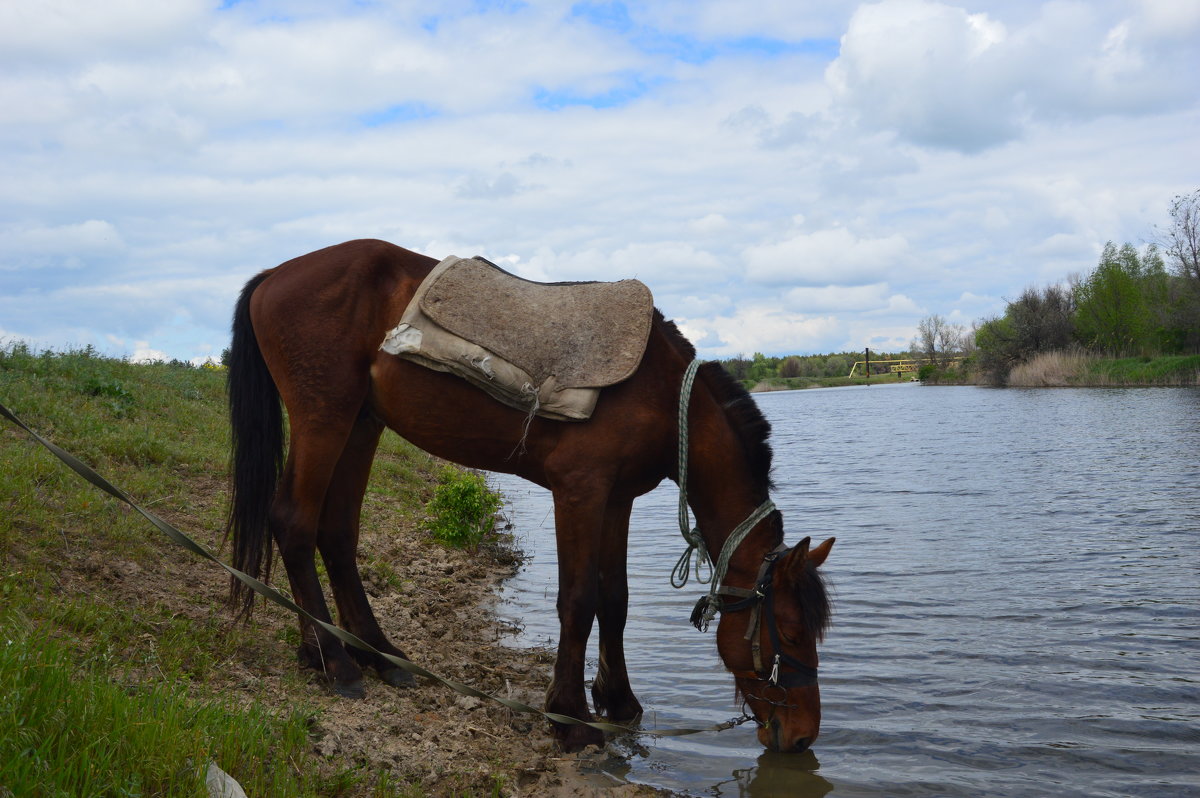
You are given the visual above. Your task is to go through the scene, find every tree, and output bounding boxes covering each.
[1073,242,1158,354]
[1007,283,1075,353]
[778,356,803,378]
[1158,189,1200,282]
[913,314,964,367]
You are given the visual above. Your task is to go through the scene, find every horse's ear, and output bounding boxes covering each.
[783,536,811,580]
[806,537,834,568]
[783,536,833,579]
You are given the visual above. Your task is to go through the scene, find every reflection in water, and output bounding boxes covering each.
[723,750,833,798]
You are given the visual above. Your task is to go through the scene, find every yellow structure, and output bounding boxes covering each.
[847,357,963,378]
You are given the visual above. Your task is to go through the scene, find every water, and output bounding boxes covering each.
[489,383,1200,797]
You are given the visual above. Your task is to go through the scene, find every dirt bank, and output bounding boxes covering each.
[105,485,663,796]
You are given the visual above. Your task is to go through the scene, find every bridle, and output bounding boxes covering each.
[694,541,820,691]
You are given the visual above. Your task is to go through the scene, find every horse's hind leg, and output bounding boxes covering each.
[271,422,367,697]
[317,411,416,688]
[591,497,644,722]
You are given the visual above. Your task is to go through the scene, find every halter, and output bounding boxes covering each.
[671,361,818,690]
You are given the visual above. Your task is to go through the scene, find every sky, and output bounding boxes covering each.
[2,0,1198,365]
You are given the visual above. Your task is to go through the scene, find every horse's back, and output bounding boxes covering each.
[249,240,436,358]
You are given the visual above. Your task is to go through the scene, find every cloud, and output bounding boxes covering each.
[826,0,1200,152]
[0,220,125,272]
[743,228,910,286]
[677,304,843,358]
[783,283,912,314]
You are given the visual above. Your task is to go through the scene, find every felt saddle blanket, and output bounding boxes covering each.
[380,256,654,420]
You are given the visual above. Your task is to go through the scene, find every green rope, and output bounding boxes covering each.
[672,360,708,588]
[671,360,776,628]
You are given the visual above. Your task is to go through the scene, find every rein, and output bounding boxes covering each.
[670,360,817,691]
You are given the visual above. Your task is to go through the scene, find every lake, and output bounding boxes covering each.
[489,383,1200,797]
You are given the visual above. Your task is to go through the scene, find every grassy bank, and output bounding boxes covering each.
[1007,351,1200,387]
[0,343,519,796]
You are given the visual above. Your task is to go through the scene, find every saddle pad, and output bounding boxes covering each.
[380,256,654,421]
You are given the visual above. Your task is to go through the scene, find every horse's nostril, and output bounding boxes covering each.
[789,736,812,753]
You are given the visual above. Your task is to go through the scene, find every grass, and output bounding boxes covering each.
[0,617,320,797]
[0,342,456,796]
[1085,354,1200,385]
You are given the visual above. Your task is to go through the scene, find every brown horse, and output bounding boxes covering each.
[225,239,834,752]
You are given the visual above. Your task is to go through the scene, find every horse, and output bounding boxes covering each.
[225,239,835,753]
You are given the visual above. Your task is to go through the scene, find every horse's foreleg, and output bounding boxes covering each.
[546,489,608,751]
[271,433,366,698]
[318,413,415,688]
[591,497,643,723]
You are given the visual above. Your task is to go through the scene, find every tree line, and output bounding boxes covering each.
[720,350,907,383]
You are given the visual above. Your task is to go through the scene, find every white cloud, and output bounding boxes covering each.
[743,228,910,286]
[678,304,843,358]
[0,220,125,270]
[827,0,1200,152]
[129,343,169,364]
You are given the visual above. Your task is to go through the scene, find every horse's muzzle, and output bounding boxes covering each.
[759,722,813,753]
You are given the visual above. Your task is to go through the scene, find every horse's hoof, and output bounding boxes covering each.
[556,723,605,753]
[379,666,417,688]
[593,693,644,725]
[332,679,366,699]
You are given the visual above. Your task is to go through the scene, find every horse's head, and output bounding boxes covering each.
[716,536,834,753]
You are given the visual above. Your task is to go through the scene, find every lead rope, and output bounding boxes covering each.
[669,361,776,631]
[671,360,708,588]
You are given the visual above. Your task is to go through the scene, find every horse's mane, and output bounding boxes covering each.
[655,311,775,491]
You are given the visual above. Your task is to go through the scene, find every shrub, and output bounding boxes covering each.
[425,466,502,549]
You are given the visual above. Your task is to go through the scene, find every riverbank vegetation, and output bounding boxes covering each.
[720,350,914,391]
[972,190,1200,386]
[0,343,575,796]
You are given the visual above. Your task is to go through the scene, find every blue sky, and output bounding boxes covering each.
[2,0,1198,363]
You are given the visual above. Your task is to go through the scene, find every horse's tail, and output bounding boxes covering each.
[225,271,283,620]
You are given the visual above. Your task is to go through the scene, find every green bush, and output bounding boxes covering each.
[425,466,502,549]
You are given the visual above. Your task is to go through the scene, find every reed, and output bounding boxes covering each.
[1006,349,1093,387]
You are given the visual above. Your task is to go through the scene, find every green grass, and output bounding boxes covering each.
[0,617,320,797]
[0,342,457,796]
[425,466,503,550]
[1005,350,1200,387]
[1085,354,1200,385]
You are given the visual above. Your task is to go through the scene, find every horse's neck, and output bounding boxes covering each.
[682,390,775,584]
